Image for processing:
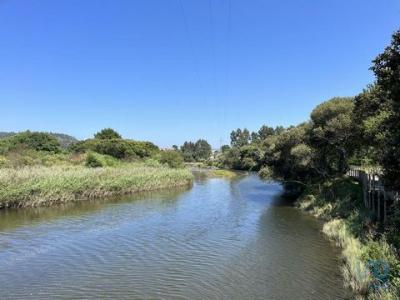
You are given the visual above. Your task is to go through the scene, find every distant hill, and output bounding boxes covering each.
[50,133,79,148]
[0,132,16,139]
[0,131,78,149]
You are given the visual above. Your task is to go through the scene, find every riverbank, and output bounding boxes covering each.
[296,177,400,299]
[0,164,193,208]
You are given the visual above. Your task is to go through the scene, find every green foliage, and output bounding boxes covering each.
[144,158,161,167]
[0,131,61,154]
[251,125,285,143]
[310,97,355,176]
[371,30,400,103]
[72,139,159,160]
[0,132,77,149]
[220,145,230,153]
[0,156,7,168]
[230,128,250,147]
[94,128,122,140]
[85,152,104,167]
[298,178,400,297]
[0,164,193,208]
[51,133,78,148]
[264,123,313,182]
[362,239,400,285]
[194,139,212,160]
[0,132,16,139]
[85,152,118,168]
[180,141,196,162]
[159,150,184,168]
[369,30,400,190]
[180,139,212,162]
[258,166,272,179]
[210,169,237,179]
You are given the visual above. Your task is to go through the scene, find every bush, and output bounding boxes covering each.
[0,131,61,154]
[85,152,104,167]
[159,150,184,168]
[94,128,122,140]
[144,158,161,167]
[71,139,159,160]
[362,239,400,287]
[258,166,272,179]
[85,152,118,168]
[0,155,7,168]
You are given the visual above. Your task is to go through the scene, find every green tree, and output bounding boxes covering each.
[220,145,230,153]
[263,123,313,182]
[180,139,212,161]
[180,141,196,162]
[194,139,212,160]
[309,97,355,176]
[94,128,122,140]
[370,29,400,189]
[257,125,276,141]
[352,84,390,166]
[371,30,400,103]
[230,128,250,147]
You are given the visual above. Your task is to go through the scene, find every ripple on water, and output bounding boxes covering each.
[0,175,350,299]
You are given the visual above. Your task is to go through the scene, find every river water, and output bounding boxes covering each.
[0,173,350,299]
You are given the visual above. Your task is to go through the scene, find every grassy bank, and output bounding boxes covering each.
[297,178,400,299]
[0,164,193,208]
[210,169,238,179]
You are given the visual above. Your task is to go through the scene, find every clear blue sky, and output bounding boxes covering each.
[0,0,399,147]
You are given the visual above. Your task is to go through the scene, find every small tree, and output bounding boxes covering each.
[194,139,212,160]
[94,128,122,140]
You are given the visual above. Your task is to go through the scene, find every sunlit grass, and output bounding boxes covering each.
[297,178,400,298]
[0,164,193,208]
[323,219,370,295]
[210,169,238,179]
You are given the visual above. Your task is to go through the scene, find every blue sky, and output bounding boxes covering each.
[0,0,399,147]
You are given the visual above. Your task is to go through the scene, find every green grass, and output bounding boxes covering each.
[296,177,400,299]
[0,164,193,208]
[210,169,238,179]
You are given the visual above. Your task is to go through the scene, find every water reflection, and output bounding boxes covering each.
[0,174,350,299]
[0,185,190,232]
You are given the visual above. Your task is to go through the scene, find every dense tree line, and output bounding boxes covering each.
[219,29,400,193]
[0,128,184,169]
[179,139,212,162]
[216,126,286,171]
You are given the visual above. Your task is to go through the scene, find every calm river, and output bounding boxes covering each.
[0,173,350,299]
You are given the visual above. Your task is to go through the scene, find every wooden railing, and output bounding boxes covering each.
[347,168,399,224]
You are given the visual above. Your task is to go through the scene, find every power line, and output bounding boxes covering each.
[178,0,207,107]
[208,0,218,105]
[221,0,232,147]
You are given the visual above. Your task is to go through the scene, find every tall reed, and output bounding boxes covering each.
[0,164,193,208]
